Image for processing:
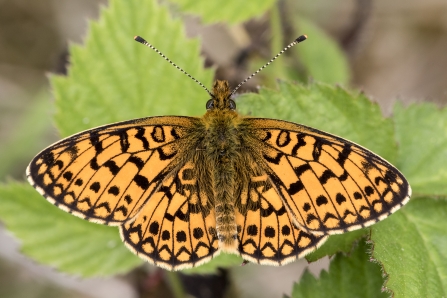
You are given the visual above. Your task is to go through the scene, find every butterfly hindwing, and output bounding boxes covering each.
[120,161,219,270]
[235,159,327,265]
[27,116,198,225]
[246,118,411,236]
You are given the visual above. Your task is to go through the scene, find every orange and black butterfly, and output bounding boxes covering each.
[27,35,411,271]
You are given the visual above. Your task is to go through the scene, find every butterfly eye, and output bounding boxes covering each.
[206,99,214,110]
[229,99,236,110]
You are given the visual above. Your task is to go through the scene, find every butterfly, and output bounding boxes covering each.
[27,35,411,271]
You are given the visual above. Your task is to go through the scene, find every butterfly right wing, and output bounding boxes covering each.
[26,116,198,226]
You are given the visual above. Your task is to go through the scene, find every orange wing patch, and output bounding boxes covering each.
[235,162,327,265]
[246,118,411,236]
[27,116,197,225]
[120,161,219,270]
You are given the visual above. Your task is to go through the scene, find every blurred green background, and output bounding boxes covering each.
[1,0,447,297]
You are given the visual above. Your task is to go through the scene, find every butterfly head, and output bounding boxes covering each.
[206,80,236,111]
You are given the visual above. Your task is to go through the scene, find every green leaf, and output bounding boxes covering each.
[295,18,350,85]
[306,229,368,262]
[0,183,142,276]
[393,102,447,195]
[291,240,387,298]
[168,0,276,24]
[372,197,447,297]
[238,81,396,162]
[52,0,213,137]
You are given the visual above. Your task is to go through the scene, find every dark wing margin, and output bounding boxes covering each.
[245,118,411,235]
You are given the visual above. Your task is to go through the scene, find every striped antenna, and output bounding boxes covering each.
[134,36,213,97]
[230,35,308,96]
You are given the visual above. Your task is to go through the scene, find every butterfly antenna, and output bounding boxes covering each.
[230,35,308,96]
[134,36,213,97]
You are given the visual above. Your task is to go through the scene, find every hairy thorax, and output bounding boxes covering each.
[202,110,242,159]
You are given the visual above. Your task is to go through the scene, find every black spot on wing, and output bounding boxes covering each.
[288,180,304,195]
[303,203,311,212]
[336,193,347,205]
[263,152,283,164]
[111,129,129,153]
[316,195,328,206]
[339,170,348,181]
[171,128,181,140]
[90,131,103,153]
[104,160,120,175]
[128,156,144,170]
[176,231,187,242]
[135,127,149,150]
[63,171,73,181]
[281,225,290,236]
[276,131,291,147]
[157,147,177,160]
[151,126,165,143]
[312,139,323,161]
[90,157,100,170]
[247,225,258,236]
[261,130,272,142]
[365,186,374,196]
[90,182,101,193]
[115,205,128,217]
[319,169,335,184]
[108,185,120,195]
[337,144,351,167]
[55,160,64,170]
[193,228,204,239]
[291,134,306,156]
[294,164,311,176]
[124,195,132,204]
[42,151,55,166]
[149,221,159,235]
[134,174,149,190]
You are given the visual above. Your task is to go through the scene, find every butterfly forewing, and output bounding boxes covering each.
[120,161,219,271]
[27,116,197,225]
[246,118,411,236]
[235,161,327,265]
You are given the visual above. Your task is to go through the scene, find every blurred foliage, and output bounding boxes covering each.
[0,0,446,297]
[168,0,276,24]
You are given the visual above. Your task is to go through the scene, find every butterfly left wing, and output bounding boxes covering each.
[245,118,411,236]
[26,116,197,225]
[120,160,219,271]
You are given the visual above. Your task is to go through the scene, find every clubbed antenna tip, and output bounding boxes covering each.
[296,35,307,42]
[134,36,146,43]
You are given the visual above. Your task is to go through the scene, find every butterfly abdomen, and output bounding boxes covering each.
[213,162,238,251]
